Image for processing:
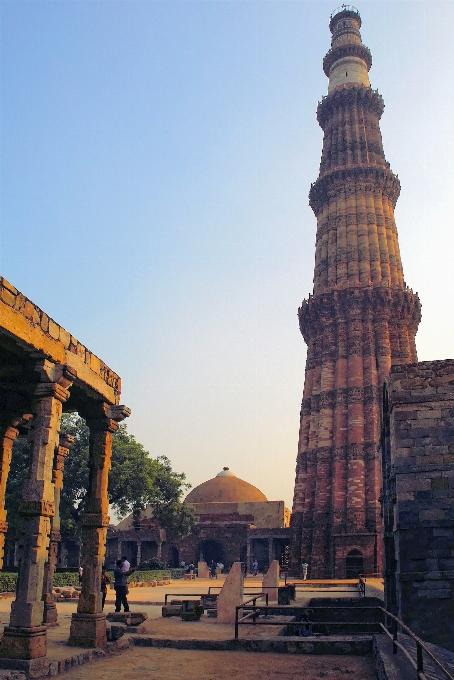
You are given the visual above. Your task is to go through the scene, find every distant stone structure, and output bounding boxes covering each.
[382,360,454,652]
[0,277,130,668]
[106,467,291,572]
[290,6,421,578]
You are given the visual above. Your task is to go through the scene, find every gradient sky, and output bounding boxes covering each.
[1,1,453,511]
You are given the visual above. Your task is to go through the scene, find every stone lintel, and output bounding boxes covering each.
[0,282,121,404]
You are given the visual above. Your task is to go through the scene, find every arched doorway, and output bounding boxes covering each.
[345,549,364,578]
[198,540,224,565]
[169,546,179,568]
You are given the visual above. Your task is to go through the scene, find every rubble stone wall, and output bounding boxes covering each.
[382,360,454,651]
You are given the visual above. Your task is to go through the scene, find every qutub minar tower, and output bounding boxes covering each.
[290,6,421,578]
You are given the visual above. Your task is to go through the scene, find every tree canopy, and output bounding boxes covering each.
[5,414,197,548]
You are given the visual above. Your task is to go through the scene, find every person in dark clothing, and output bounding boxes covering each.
[113,559,135,612]
[100,566,111,611]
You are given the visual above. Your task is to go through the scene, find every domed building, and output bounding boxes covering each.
[105,468,291,572]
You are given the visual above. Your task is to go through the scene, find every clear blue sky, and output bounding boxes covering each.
[1,1,453,509]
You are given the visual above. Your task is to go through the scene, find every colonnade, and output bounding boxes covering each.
[0,358,130,667]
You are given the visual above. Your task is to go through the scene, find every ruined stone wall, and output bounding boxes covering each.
[382,360,454,651]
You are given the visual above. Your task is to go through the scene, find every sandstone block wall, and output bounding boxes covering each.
[382,360,454,651]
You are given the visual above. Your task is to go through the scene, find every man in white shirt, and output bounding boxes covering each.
[121,555,131,572]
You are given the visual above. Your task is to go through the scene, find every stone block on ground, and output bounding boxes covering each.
[106,624,126,641]
[106,612,148,626]
[262,560,280,602]
[217,561,244,624]
[181,606,203,621]
[162,605,182,617]
[198,561,209,578]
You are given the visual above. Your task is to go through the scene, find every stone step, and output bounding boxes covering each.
[131,634,373,655]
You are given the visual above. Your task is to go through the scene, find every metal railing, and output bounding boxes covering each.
[330,5,360,19]
[234,604,381,639]
[379,609,454,680]
[207,586,270,595]
[358,576,366,597]
[234,600,454,680]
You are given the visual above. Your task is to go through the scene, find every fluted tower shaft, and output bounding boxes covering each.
[290,7,421,578]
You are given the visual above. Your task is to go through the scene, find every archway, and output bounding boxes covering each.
[197,540,224,565]
[169,546,179,568]
[345,549,364,578]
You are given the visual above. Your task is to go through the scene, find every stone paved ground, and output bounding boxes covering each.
[55,647,376,680]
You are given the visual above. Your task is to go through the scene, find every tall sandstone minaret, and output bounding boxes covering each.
[290,6,421,578]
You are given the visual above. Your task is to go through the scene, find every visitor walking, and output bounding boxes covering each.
[78,566,83,585]
[100,566,111,611]
[113,559,135,612]
[210,560,217,579]
[252,560,259,576]
[301,561,308,581]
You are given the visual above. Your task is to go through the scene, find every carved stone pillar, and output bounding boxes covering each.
[136,541,142,566]
[268,538,274,568]
[0,427,19,570]
[68,403,130,648]
[42,434,74,627]
[0,362,74,662]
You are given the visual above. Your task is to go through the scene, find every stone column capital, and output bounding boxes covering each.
[34,382,71,403]
[81,402,130,433]
[34,360,76,389]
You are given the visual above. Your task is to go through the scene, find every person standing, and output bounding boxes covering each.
[301,561,308,581]
[210,560,217,579]
[121,555,131,573]
[100,566,111,611]
[252,560,259,577]
[114,559,135,612]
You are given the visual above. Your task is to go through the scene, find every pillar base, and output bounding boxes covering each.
[0,656,49,679]
[68,613,106,648]
[43,603,59,627]
[0,625,47,660]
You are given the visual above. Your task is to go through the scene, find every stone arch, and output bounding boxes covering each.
[345,549,364,577]
[197,539,224,566]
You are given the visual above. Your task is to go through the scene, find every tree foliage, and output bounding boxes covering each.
[5,414,197,549]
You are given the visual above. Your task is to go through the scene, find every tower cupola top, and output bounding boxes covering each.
[325,5,371,93]
[329,5,361,32]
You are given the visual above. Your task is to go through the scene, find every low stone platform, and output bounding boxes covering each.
[0,638,130,680]
[132,634,374,655]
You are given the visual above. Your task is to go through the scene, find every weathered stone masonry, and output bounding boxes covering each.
[0,276,130,671]
[382,360,454,653]
[290,7,421,578]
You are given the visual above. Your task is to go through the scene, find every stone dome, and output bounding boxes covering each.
[185,467,268,504]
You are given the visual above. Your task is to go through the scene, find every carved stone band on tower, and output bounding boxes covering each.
[0,277,130,674]
[290,7,421,578]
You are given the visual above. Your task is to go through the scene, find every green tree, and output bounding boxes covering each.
[5,414,197,551]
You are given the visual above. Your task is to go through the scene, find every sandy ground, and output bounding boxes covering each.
[0,578,384,675]
[54,647,376,680]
